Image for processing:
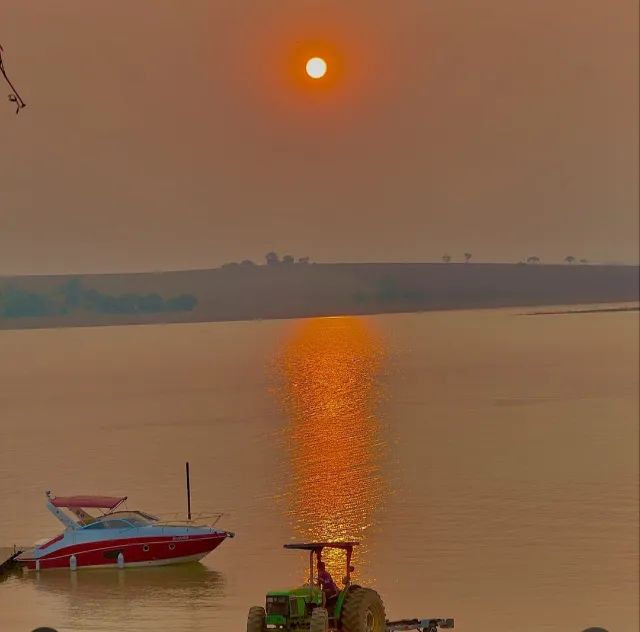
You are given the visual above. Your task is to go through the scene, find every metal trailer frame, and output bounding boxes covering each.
[386,618,454,631]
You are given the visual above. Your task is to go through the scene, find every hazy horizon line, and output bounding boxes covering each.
[2,258,639,279]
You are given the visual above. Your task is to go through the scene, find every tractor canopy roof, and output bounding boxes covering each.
[283,542,360,551]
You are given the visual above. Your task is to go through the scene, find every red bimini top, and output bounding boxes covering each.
[50,495,127,510]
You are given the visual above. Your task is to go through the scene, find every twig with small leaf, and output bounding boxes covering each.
[0,44,26,114]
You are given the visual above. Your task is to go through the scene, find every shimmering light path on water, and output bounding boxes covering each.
[0,306,637,631]
[276,316,386,577]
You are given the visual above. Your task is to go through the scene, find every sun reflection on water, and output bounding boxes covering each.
[276,316,387,579]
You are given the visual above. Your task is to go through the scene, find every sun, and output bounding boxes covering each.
[305,57,327,79]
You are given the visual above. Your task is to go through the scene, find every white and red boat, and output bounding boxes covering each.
[18,492,234,571]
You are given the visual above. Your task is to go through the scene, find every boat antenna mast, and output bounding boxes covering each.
[0,44,27,114]
[185,461,192,521]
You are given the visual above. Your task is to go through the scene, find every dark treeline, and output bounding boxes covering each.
[0,278,197,318]
[220,251,311,269]
[0,263,636,330]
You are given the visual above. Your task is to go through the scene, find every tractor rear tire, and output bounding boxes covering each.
[310,606,329,632]
[247,606,266,632]
[340,587,386,632]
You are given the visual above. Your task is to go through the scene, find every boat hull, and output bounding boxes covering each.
[20,533,226,571]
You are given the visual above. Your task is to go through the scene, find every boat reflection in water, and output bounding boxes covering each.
[277,316,387,578]
[25,565,226,631]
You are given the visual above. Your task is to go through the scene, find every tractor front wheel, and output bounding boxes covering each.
[310,606,329,632]
[340,588,386,632]
[247,606,266,632]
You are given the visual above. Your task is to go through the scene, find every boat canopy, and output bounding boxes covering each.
[50,495,127,510]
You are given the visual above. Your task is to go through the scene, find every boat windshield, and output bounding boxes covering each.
[81,511,154,529]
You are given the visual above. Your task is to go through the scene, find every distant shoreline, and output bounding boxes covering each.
[1,262,638,331]
[525,305,639,316]
[0,302,637,334]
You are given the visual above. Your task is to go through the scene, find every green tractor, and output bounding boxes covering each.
[247,542,385,632]
[247,542,454,632]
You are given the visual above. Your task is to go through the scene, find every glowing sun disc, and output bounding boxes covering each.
[306,57,327,79]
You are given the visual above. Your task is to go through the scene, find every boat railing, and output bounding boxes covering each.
[152,511,226,527]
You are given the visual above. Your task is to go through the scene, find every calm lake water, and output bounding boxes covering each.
[0,307,638,632]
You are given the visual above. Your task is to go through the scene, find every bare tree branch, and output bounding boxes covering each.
[0,44,27,114]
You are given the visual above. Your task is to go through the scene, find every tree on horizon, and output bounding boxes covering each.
[442,254,452,263]
[526,256,541,264]
[564,256,576,264]
[464,252,472,263]
[265,252,280,266]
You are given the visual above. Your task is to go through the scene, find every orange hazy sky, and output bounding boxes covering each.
[1,0,638,274]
